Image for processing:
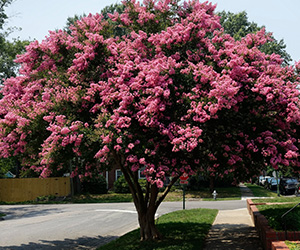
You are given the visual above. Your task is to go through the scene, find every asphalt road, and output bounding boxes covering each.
[0,200,246,250]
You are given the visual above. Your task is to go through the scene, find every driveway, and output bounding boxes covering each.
[0,200,246,249]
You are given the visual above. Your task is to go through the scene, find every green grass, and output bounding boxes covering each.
[0,213,5,218]
[202,186,241,200]
[71,193,133,203]
[98,208,218,250]
[256,201,300,231]
[244,183,277,198]
[0,186,241,204]
[162,187,241,201]
[245,184,300,231]
[286,241,300,250]
[252,196,300,203]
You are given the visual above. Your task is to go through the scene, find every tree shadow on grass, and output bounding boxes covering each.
[0,235,118,250]
[100,222,212,250]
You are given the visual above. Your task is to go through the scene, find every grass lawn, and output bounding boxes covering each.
[67,186,240,204]
[245,183,300,231]
[252,196,300,203]
[247,185,300,231]
[286,241,300,250]
[98,208,218,250]
[72,186,240,203]
[244,183,277,198]
[161,186,241,201]
[72,193,133,203]
[0,186,241,205]
[256,201,300,231]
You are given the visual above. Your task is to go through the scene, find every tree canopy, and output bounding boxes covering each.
[218,10,292,65]
[0,0,300,240]
[0,0,29,85]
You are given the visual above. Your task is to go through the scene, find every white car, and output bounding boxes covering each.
[259,176,271,186]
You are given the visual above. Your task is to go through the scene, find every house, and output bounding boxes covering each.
[105,166,146,190]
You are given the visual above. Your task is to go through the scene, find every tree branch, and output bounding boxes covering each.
[112,150,139,205]
[155,176,180,209]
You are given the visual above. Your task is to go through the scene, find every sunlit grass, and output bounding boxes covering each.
[285,241,300,250]
[244,183,277,198]
[0,186,241,204]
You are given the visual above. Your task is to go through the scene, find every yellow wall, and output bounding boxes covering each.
[0,177,71,202]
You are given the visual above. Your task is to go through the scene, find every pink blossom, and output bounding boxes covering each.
[285,150,298,159]
[128,143,135,149]
[139,158,146,165]
[61,127,70,135]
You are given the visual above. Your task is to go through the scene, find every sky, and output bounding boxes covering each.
[5,0,300,63]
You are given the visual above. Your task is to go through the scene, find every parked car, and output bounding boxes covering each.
[259,176,271,186]
[266,177,280,191]
[279,178,299,195]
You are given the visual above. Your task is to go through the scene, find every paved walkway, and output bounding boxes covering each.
[204,184,263,250]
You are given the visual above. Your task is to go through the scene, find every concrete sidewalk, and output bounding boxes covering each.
[204,184,263,250]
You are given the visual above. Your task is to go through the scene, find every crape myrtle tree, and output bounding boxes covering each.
[0,0,300,240]
[0,0,28,177]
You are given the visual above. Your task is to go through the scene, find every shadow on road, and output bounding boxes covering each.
[0,235,117,250]
[0,205,61,220]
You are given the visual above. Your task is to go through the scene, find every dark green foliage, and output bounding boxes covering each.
[0,37,29,83]
[81,174,108,194]
[101,3,125,20]
[0,157,15,178]
[114,175,131,193]
[0,0,12,30]
[218,11,292,65]
[187,175,209,191]
[0,0,29,84]
[114,175,147,193]
[188,174,234,191]
[64,14,86,34]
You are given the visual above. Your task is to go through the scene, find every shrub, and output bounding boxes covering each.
[81,175,108,194]
[188,175,209,191]
[114,175,148,193]
[114,175,131,193]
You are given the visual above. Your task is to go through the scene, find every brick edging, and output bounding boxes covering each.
[247,199,300,250]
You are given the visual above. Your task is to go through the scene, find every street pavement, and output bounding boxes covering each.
[0,203,138,250]
[0,187,259,250]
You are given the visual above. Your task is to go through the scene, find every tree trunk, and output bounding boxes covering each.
[138,207,162,241]
[15,159,20,178]
[111,150,179,241]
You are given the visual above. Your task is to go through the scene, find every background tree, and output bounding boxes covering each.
[219,11,292,65]
[0,0,29,85]
[0,0,300,241]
